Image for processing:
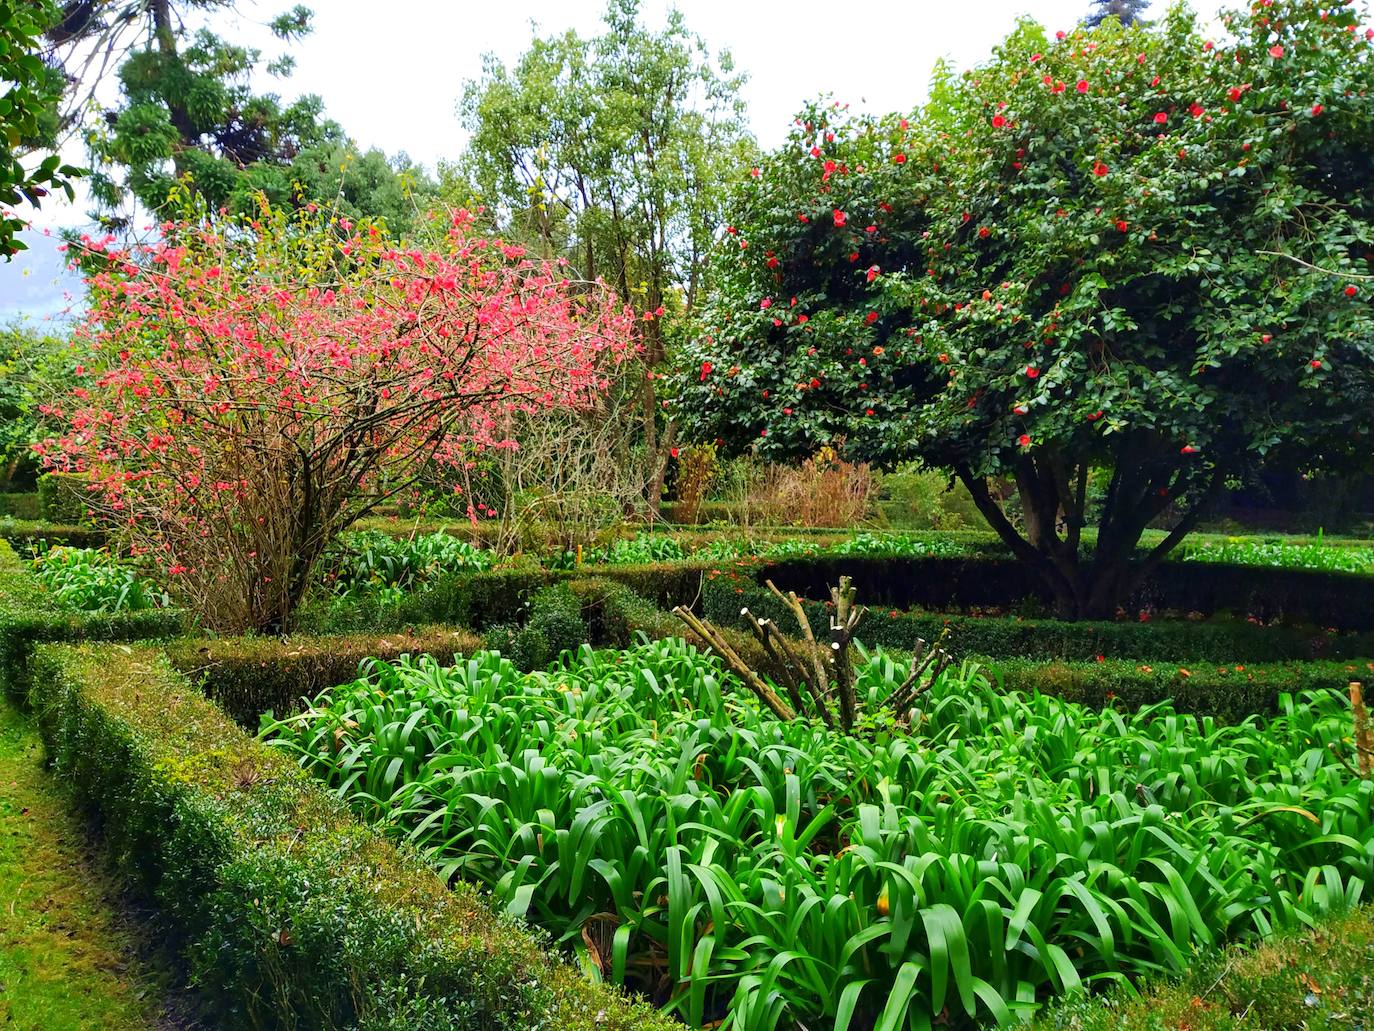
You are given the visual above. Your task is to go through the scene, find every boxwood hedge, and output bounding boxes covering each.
[28,643,672,1031]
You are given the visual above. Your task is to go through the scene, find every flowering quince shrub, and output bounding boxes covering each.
[676,0,1374,618]
[37,203,635,632]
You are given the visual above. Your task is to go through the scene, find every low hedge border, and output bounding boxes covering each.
[0,540,184,700]
[165,626,485,727]
[703,562,1374,662]
[29,642,672,1031]
[757,553,1374,631]
[992,656,1374,722]
[0,492,39,519]
[0,519,108,550]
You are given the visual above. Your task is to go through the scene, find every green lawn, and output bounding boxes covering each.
[0,701,162,1029]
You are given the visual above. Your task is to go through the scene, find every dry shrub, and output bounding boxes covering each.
[757,447,876,528]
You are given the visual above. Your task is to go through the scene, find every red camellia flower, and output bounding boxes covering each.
[1310,359,1322,369]
[1116,220,1129,232]
[1312,103,1324,116]
[1180,445,1197,454]
[1018,433,1031,447]
[865,408,874,416]
[866,265,880,283]
[1189,102,1205,118]
[1013,404,1028,415]
[833,209,848,227]
[1051,80,1066,94]
[1092,161,1109,176]
[700,361,713,381]
[1088,410,1102,421]
[865,311,879,324]
[760,297,772,309]
[1154,111,1168,123]
[992,114,1007,128]
[1268,44,1284,58]
[1261,333,1272,343]
[978,226,991,238]
[1346,285,1359,297]
[670,447,680,458]
[797,314,809,324]
[1076,79,1089,93]
[893,153,907,164]
[1026,365,1039,378]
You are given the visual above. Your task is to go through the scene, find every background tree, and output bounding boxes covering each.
[1084,0,1151,28]
[37,202,634,632]
[42,1,433,233]
[0,0,82,256]
[457,0,755,512]
[676,1,1374,618]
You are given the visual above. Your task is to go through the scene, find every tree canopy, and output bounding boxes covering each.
[42,0,433,233]
[0,0,82,256]
[674,0,1374,616]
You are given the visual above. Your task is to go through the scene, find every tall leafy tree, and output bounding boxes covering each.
[457,0,755,510]
[0,0,82,256]
[675,0,1374,618]
[42,0,432,232]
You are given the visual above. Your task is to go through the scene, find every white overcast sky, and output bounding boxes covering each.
[1,0,1221,320]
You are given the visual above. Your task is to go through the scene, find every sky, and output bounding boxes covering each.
[0,0,1210,322]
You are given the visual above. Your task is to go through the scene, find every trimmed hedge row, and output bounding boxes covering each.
[164,625,483,727]
[992,656,1374,722]
[29,644,670,1031]
[0,492,39,519]
[758,553,1374,631]
[0,540,183,700]
[37,472,94,524]
[0,519,107,549]
[705,563,1374,662]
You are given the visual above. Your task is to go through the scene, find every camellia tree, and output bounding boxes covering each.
[37,197,635,632]
[676,0,1374,618]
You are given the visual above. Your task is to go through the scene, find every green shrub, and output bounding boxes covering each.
[164,626,484,727]
[37,472,93,524]
[28,643,671,1031]
[0,493,38,519]
[29,545,170,613]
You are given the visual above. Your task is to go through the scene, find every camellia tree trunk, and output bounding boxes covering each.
[955,438,1226,620]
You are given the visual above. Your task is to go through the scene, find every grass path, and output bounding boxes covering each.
[0,700,164,1030]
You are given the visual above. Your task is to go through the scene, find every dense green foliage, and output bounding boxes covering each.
[675,0,1374,617]
[265,638,1373,1028]
[45,1,433,231]
[30,642,671,1030]
[29,546,169,613]
[325,530,496,604]
[1178,534,1374,574]
[0,1,80,256]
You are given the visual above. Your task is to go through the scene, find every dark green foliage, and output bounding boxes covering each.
[0,494,39,520]
[0,520,107,550]
[735,553,1374,631]
[701,563,1374,663]
[28,643,671,1031]
[994,656,1374,722]
[0,1,82,256]
[164,626,484,726]
[37,472,92,524]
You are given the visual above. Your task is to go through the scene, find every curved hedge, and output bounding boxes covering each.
[29,644,672,1031]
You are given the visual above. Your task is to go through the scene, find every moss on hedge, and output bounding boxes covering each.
[1032,903,1374,1029]
[29,643,674,1031]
